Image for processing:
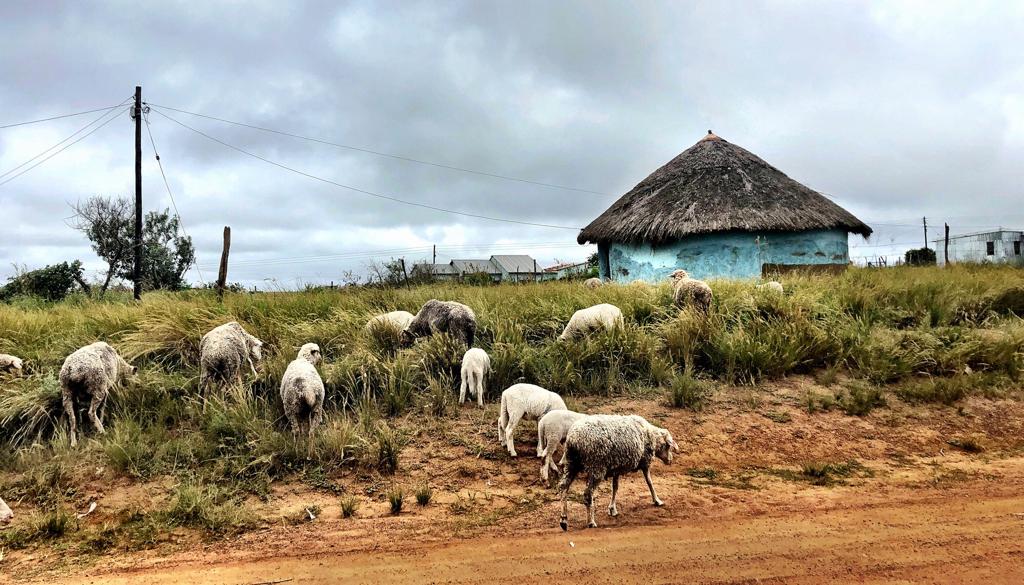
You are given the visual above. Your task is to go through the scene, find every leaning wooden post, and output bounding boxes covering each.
[400,258,411,290]
[217,226,231,300]
[944,223,950,267]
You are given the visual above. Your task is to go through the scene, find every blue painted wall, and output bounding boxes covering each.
[599,229,850,281]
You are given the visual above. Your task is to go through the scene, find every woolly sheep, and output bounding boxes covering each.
[757,281,784,294]
[0,353,23,375]
[400,299,477,347]
[537,410,588,483]
[558,414,678,530]
[670,269,713,314]
[199,322,264,395]
[365,310,415,332]
[584,277,603,289]
[497,383,567,457]
[0,496,11,525]
[279,343,325,441]
[459,347,490,406]
[557,303,624,341]
[59,342,137,447]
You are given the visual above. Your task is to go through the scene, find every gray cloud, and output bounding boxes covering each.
[1,0,1022,286]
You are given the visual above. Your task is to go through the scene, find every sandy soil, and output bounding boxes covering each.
[5,377,1024,583]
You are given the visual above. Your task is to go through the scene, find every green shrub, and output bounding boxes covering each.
[415,483,432,506]
[340,496,359,518]
[387,485,404,515]
[666,372,713,410]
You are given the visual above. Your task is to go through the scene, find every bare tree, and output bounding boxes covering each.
[69,196,132,295]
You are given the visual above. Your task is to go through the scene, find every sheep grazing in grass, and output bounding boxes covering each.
[558,414,678,531]
[584,277,603,289]
[280,343,325,442]
[757,281,784,294]
[537,410,588,483]
[459,347,490,406]
[557,303,624,341]
[0,353,24,375]
[365,310,415,332]
[0,496,11,525]
[59,342,137,447]
[670,269,713,314]
[199,322,264,395]
[498,383,567,457]
[400,299,477,347]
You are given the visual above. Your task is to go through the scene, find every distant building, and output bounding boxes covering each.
[450,259,502,282]
[543,260,591,280]
[933,230,1023,267]
[491,255,540,282]
[411,255,546,283]
[410,263,458,281]
[577,132,872,281]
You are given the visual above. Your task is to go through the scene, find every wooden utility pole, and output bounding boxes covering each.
[133,85,143,300]
[922,217,928,250]
[944,223,950,266]
[432,244,436,265]
[217,226,231,300]
[400,258,410,290]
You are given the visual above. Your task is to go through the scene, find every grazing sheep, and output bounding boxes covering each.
[584,277,603,289]
[557,303,624,341]
[498,383,567,457]
[0,353,23,375]
[670,269,713,314]
[0,496,11,525]
[757,281,784,294]
[400,299,476,347]
[365,310,415,332]
[199,322,264,395]
[558,414,678,530]
[59,342,137,447]
[459,347,491,406]
[280,343,325,442]
[537,410,588,483]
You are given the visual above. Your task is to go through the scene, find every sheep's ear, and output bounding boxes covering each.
[131,366,139,375]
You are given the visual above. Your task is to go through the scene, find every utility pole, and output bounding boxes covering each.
[922,217,928,250]
[400,258,410,290]
[133,85,143,300]
[432,244,436,265]
[944,223,950,266]
[217,226,231,300]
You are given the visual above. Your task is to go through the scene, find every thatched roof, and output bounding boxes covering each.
[578,132,872,245]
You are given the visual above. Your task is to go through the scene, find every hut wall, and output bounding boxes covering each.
[604,229,849,281]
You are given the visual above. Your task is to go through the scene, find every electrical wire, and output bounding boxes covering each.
[145,103,612,196]
[0,102,129,130]
[0,104,131,188]
[143,112,206,284]
[150,108,582,231]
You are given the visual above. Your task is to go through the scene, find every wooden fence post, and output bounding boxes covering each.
[217,226,231,300]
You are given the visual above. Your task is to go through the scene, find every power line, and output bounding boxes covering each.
[145,103,612,197]
[0,102,128,130]
[150,108,581,231]
[142,112,206,284]
[0,105,131,188]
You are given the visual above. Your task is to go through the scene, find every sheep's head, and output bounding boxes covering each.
[298,343,322,365]
[399,328,416,347]
[653,428,679,464]
[248,338,264,363]
[0,498,12,525]
[669,269,689,281]
[4,357,24,375]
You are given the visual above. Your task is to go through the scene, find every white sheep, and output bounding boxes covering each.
[59,341,137,447]
[459,347,491,406]
[0,353,24,375]
[757,281,784,294]
[537,410,588,483]
[365,310,415,332]
[0,496,12,525]
[199,322,264,395]
[280,343,326,441]
[497,383,567,457]
[584,277,603,289]
[557,303,624,341]
[670,269,713,314]
[558,414,678,530]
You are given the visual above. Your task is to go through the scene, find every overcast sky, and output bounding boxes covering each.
[1,1,1022,287]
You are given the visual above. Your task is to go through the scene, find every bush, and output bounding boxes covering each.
[340,496,359,518]
[0,261,86,302]
[666,372,713,410]
[415,483,432,506]
[387,485,404,515]
[904,248,936,266]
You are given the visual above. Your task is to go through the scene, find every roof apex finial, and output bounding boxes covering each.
[708,129,712,134]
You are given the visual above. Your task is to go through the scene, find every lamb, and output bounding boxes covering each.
[365,310,415,332]
[669,269,713,314]
[757,281,784,294]
[199,321,264,395]
[59,342,137,447]
[400,299,476,347]
[0,496,11,525]
[497,383,567,457]
[557,303,624,341]
[0,353,24,375]
[558,414,678,530]
[536,410,588,483]
[459,347,490,406]
[584,277,603,289]
[279,343,325,442]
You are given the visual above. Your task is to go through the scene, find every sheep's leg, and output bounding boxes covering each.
[540,453,550,482]
[559,468,578,531]
[536,428,545,458]
[608,475,619,517]
[87,392,106,435]
[504,411,523,457]
[497,405,507,446]
[459,374,468,404]
[476,373,484,407]
[584,474,603,528]
[642,465,664,506]
[63,390,78,447]
[286,408,302,438]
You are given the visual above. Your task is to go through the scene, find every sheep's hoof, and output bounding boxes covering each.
[608,507,618,517]
[560,519,568,531]
[587,521,598,528]
[654,499,665,507]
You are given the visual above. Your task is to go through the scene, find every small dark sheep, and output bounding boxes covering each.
[400,299,477,347]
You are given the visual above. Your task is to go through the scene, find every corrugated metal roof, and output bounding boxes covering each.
[411,263,457,275]
[490,255,538,273]
[451,259,499,274]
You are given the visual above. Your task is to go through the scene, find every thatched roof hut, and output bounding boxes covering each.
[579,132,872,246]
